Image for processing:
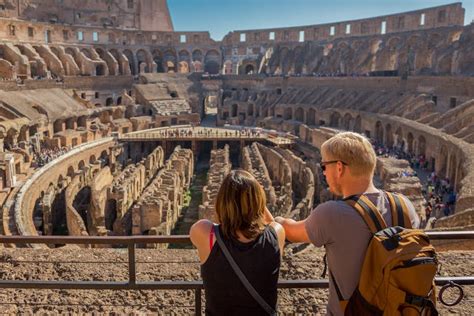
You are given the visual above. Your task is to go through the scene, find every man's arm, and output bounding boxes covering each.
[274,217,310,243]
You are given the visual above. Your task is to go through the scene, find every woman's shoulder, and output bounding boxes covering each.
[268,222,286,251]
[190,219,214,246]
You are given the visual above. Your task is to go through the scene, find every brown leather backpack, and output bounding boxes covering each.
[336,192,439,316]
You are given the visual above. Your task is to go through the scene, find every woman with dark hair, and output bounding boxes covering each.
[190,169,285,315]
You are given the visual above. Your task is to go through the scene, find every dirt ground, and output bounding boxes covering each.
[0,245,472,315]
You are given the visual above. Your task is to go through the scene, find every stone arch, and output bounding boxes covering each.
[387,37,401,49]
[245,64,255,74]
[284,107,292,120]
[329,112,341,128]
[295,107,304,122]
[80,48,92,59]
[247,104,254,117]
[293,46,305,74]
[51,185,68,236]
[375,121,384,144]
[106,97,114,106]
[280,47,291,74]
[342,113,353,130]
[78,160,85,170]
[448,154,457,184]
[89,155,96,164]
[231,104,238,117]
[417,135,426,157]
[437,145,448,178]
[204,50,221,74]
[163,49,177,73]
[31,195,44,226]
[19,125,29,142]
[122,49,136,75]
[67,166,75,178]
[407,132,414,154]
[178,50,191,62]
[307,108,316,126]
[385,123,394,147]
[152,49,164,73]
[96,48,117,76]
[354,115,362,133]
[73,186,92,233]
[65,47,76,57]
[192,49,203,62]
[395,126,404,148]
[53,119,64,133]
[105,199,117,231]
[65,117,76,130]
[136,49,150,73]
[109,49,124,75]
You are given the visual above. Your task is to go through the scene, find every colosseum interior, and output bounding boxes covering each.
[0,0,472,313]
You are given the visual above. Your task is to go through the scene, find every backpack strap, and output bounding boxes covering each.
[344,195,388,234]
[385,192,412,229]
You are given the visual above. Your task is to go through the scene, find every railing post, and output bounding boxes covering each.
[195,288,202,316]
[128,242,136,286]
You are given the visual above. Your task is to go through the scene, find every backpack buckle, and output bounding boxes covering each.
[405,294,429,308]
[381,234,401,251]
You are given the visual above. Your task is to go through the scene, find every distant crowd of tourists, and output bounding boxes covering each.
[372,141,457,222]
[156,127,262,138]
[32,146,71,168]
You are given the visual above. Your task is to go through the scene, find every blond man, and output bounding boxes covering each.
[275,132,419,316]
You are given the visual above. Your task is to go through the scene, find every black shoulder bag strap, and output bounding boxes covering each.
[214,225,277,316]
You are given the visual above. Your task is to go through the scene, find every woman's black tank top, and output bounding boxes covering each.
[201,225,280,315]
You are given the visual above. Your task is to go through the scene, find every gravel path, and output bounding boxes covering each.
[0,246,472,315]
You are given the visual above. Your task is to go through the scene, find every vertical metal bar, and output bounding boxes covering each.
[195,288,202,316]
[128,243,136,285]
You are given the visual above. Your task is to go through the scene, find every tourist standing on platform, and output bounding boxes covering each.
[275,132,420,315]
[190,170,285,315]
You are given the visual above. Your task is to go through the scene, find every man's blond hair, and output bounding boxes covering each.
[321,132,376,177]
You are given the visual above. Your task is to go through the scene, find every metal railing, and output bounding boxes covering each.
[0,231,473,314]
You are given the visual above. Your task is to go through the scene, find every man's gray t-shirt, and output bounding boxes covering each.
[304,192,420,316]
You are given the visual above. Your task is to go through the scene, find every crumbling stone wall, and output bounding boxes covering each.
[241,143,277,211]
[131,146,193,241]
[274,148,315,220]
[199,145,232,221]
[65,162,104,238]
[255,143,293,217]
[108,146,164,234]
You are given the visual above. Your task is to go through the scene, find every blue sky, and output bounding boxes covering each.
[168,0,474,40]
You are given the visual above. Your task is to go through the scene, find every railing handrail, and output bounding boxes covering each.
[1,231,473,244]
